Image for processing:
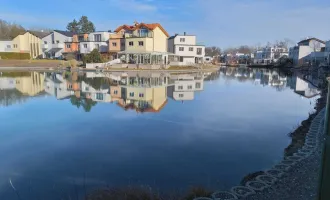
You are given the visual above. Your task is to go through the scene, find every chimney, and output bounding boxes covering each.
[184,32,186,36]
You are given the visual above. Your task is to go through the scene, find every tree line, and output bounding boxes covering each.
[0,19,25,40]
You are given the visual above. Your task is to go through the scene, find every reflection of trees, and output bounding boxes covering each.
[70,96,97,112]
[0,89,29,107]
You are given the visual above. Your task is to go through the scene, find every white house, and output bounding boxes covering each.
[44,74,73,100]
[168,32,205,65]
[254,46,288,64]
[0,40,14,53]
[81,81,111,102]
[42,30,74,59]
[80,31,110,54]
[289,38,326,66]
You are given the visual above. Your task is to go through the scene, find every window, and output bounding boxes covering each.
[129,41,134,46]
[129,92,134,97]
[196,82,201,89]
[139,41,144,46]
[66,44,71,48]
[179,94,184,98]
[139,93,144,97]
[6,45,11,48]
[139,28,149,37]
[180,38,185,42]
[85,87,89,91]
[94,34,102,42]
[188,85,193,89]
[121,42,125,46]
[179,47,184,51]
[180,56,184,62]
[84,44,87,48]
[197,48,202,55]
[56,40,59,44]
[178,86,183,90]
[96,93,104,100]
[112,42,117,47]
[189,47,194,51]
[114,90,118,95]
[44,41,47,44]
[13,44,17,48]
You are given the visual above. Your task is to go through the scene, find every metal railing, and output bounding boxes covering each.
[318,77,330,200]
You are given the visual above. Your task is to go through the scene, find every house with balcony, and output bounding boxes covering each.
[0,40,14,53]
[115,22,172,67]
[41,30,74,59]
[79,32,110,55]
[289,37,325,66]
[63,33,89,60]
[11,31,49,58]
[167,32,205,65]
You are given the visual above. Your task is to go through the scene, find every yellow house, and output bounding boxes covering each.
[12,31,49,58]
[15,72,45,96]
[115,22,172,65]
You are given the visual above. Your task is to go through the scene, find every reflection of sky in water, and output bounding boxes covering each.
[0,71,317,199]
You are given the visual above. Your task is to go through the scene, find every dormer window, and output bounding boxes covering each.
[139,28,149,37]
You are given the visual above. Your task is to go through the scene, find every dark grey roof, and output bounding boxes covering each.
[54,30,75,37]
[27,30,51,39]
[298,37,325,44]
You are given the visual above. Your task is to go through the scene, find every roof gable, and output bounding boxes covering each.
[298,38,325,44]
[114,22,169,37]
[54,30,75,37]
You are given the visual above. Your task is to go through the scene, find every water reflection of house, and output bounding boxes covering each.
[44,74,73,99]
[15,72,45,96]
[0,77,16,90]
[167,74,204,101]
[81,81,111,102]
[294,77,320,98]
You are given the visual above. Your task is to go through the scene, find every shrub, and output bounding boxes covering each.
[83,49,104,64]
[69,59,78,68]
[0,52,30,60]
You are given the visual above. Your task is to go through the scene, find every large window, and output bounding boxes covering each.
[179,94,184,98]
[112,42,117,47]
[178,86,183,90]
[189,47,194,51]
[139,93,144,97]
[129,92,134,97]
[94,34,102,42]
[83,44,87,48]
[66,44,71,48]
[139,28,149,37]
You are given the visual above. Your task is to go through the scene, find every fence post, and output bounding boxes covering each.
[318,77,330,200]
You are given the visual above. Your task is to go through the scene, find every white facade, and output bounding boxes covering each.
[0,77,16,89]
[254,47,288,64]
[167,74,204,101]
[44,75,73,99]
[80,32,110,54]
[42,30,73,59]
[168,34,205,65]
[0,40,14,52]
[289,38,326,66]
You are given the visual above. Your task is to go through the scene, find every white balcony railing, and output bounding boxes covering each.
[52,43,64,49]
[42,44,49,49]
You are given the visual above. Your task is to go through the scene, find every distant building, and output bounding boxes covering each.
[168,32,205,65]
[0,40,14,52]
[63,33,89,60]
[79,31,111,54]
[289,37,326,66]
[254,46,288,64]
[167,74,204,101]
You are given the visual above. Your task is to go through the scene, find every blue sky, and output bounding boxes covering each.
[1,0,330,48]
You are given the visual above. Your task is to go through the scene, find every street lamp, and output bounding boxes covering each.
[318,77,330,200]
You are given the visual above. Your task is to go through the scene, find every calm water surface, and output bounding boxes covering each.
[0,68,318,199]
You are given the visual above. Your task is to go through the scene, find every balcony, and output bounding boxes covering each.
[42,44,49,49]
[124,32,153,38]
[52,43,64,49]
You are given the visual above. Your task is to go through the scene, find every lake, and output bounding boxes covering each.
[0,68,319,199]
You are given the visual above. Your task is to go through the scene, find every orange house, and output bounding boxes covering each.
[63,33,88,60]
[109,33,125,60]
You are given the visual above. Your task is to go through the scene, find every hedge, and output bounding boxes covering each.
[0,52,30,60]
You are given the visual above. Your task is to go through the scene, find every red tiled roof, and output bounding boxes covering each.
[114,23,169,37]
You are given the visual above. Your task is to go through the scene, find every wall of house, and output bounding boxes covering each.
[174,35,196,45]
[0,77,16,89]
[12,32,43,58]
[153,27,168,52]
[168,38,175,53]
[15,72,45,96]
[0,41,13,52]
[125,38,153,52]
[80,41,108,54]
[174,45,205,57]
[173,91,194,100]
[151,87,167,110]
[88,32,110,42]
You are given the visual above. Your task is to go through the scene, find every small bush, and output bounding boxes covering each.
[69,59,78,68]
[0,52,30,60]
